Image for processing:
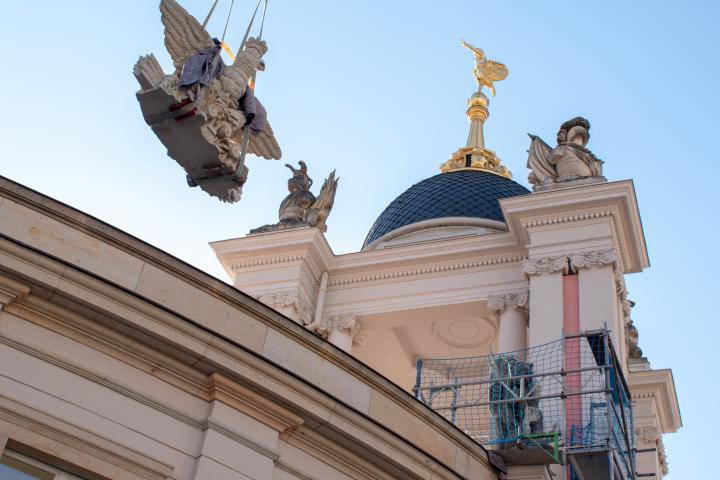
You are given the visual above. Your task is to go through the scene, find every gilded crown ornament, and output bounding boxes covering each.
[439,41,512,179]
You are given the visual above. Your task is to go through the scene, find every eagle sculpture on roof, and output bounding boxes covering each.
[250,161,339,233]
[133,0,281,203]
[461,39,508,97]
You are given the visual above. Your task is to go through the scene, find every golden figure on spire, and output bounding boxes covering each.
[460,39,508,97]
[439,41,512,179]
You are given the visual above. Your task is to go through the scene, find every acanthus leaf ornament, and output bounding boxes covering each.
[522,256,569,276]
[257,290,313,326]
[317,313,363,344]
[487,291,529,315]
[569,249,618,272]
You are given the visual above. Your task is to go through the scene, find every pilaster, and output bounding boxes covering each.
[570,249,622,348]
[522,256,566,347]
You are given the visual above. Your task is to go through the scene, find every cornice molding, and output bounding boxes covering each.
[522,256,568,276]
[329,255,525,287]
[202,420,280,461]
[0,274,30,311]
[282,426,403,480]
[208,373,304,433]
[628,368,682,433]
[0,238,495,478]
[0,394,173,480]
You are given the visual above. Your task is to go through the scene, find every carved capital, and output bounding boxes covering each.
[487,291,529,315]
[317,313,363,344]
[569,249,617,272]
[522,256,568,276]
[257,289,313,325]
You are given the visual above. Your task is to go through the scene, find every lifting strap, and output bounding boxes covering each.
[234,0,269,178]
[193,0,270,187]
[202,0,220,27]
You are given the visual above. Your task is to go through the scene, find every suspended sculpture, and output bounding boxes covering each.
[251,161,339,233]
[134,0,280,203]
[526,117,605,191]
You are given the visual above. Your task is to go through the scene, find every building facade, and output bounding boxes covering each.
[0,36,680,480]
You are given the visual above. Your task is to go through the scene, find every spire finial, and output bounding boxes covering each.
[439,42,512,178]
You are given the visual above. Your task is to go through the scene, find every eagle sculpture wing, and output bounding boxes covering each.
[309,171,339,231]
[483,61,509,82]
[526,134,555,186]
[160,0,214,70]
[248,121,282,160]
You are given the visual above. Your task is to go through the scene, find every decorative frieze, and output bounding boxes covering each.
[487,291,529,315]
[568,249,617,272]
[521,210,615,229]
[231,254,306,271]
[329,255,525,287]
[257,289,313,326]
[521,256,568,276]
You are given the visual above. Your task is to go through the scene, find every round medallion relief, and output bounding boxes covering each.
[432,316,496,349]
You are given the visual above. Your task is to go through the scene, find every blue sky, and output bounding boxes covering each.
[1,1,718,477]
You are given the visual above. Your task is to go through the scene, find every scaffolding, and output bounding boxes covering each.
[414,329,635,480]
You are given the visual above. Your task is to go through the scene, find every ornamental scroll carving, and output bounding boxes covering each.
[257,290,313,326]
[522,256,568,276]
[487,291,529,315]
[616,269,643,360]
[658,437,669,475]
[317,313,364,345]
[568,249,618,272]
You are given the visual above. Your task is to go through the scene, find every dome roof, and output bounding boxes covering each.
[363,170,529,249]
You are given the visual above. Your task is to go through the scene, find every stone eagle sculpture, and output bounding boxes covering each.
[133,0,281,203]
[526,117,605,191]
[251,161,339,233]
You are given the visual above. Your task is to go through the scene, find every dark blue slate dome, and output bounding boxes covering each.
[363,170,529,248]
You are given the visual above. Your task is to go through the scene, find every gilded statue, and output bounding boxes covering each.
[460,39,508,97]
[251,162,339,233]
[526,117,605,190]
